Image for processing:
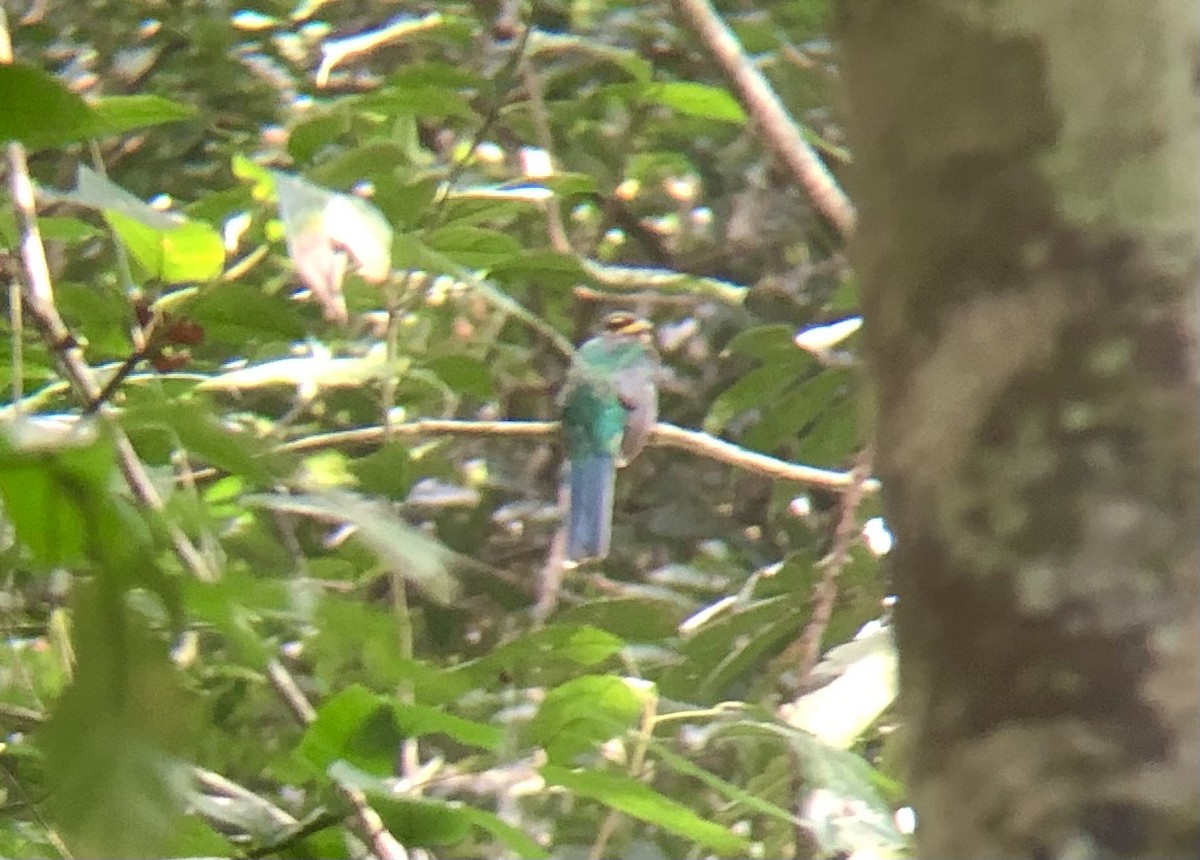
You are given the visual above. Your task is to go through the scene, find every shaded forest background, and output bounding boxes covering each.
[4,0,904,857]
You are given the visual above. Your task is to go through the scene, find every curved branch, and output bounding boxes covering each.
[673,0,856,237]
[280,419,878,492]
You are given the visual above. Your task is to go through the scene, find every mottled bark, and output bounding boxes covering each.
[838,1,1200,857]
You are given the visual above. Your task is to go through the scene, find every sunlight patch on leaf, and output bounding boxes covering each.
[59,166,224,282]
[197,344,393,392]
[643,81,747,124]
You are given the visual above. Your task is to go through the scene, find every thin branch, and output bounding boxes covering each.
[673,0,856,237]
[192,767,298,831]
[792,445,875,682]
[267,660,410,860]
[82,344,148,415]
[315,12,445,87]
[571,285,703,307]
[520,56,571,254]
[273,419,877,492]
[579,259,748,305]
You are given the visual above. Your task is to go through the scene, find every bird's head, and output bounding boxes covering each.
[600,312,653,342]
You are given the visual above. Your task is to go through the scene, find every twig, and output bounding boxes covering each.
[191,767,298,831]
[82,344,147,415]
[520,57,571,254]
[791,445,874,682]
[267,660,410,860]
[673,0,856,237]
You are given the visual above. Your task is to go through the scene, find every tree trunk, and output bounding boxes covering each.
[837,1,1200,856]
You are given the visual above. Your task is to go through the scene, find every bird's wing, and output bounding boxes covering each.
[615,363,658,466]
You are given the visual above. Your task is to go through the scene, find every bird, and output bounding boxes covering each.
[560,312,660,563]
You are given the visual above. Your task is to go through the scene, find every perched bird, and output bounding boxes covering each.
[560,312,660,563]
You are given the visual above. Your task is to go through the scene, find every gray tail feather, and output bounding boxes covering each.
[566,455,616,562]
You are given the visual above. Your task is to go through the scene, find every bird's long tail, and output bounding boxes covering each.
[566,454,616,563]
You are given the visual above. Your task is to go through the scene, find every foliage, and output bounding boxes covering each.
[0,0,901,857]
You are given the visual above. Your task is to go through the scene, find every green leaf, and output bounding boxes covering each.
[357,85,474,119]
[371,795,474,847]
[39,586,196,858]
[538,172,599,198]
[120,398,285,486]
[185,282,309,345]
[349,442,414,499]
[299,685,400,774]
[649,739,801,828]
[243,490,459,604]
[390,656,476,705]
[527,31,652,82]
[371,174,441,231]
[704,362,805,435]
[178,568,288,668]
[0,423,116,566]
[553,596,686,641]
[36,216,104,242]
[89,94,197,134]
[744,369,850,452]
[465,624,624,679]
[723,324,801,361]
[455,806,549,858]
[487,250,588,288]
[386,61,482,90]
[308,140,411,189]
[392,702,501,751]
[532,675,643,764]
[426,225,522,269]
[665,595,805,703]
[796,392,860,466]
[287,111,352,164]
[0,63,96,148]
[541,765,750,855]
[644,81,746,124]
[427,354,494,399]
